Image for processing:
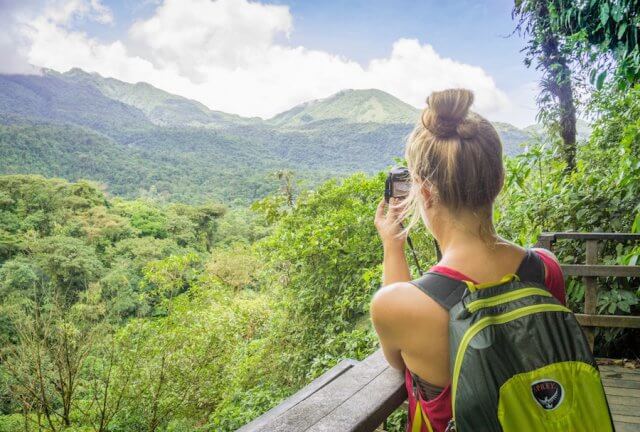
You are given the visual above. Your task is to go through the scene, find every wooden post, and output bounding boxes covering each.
[535,234,554,250]
[583,240,599,351]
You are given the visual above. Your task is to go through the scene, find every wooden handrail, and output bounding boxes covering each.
[537,232,640,242]
[238,350,405,432]
[535,232,640,349]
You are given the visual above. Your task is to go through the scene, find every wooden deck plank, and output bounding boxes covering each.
[541,232,640,241]
[255,351,394,432]
[602,370,640,383]
[561,264,640,278]
[616,422,640,432]
[604,364,640,431]
[613,414,640,425]
[604,378,640,390]
[607,394,640,407]
[307,364,406,432]
[600,365,640,375]
[611,403,640,417]
[605,386,640,399]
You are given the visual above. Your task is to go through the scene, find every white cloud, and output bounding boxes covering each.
[361,39,510,115]
[43,0,113,25]
[0,0,43,75]
[10,0,531,123]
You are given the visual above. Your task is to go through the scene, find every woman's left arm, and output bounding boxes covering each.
[372,197,413,369]
[370,284,407,370]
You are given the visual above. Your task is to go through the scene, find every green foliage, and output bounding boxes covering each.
[546,0,640,89]
[496,84,640,356]
[0,78,639,432]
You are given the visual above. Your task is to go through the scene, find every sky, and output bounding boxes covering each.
[0,0,542,127]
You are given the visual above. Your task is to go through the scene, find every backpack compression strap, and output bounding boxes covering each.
[408,248,546,311]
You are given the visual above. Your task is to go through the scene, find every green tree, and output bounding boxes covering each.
[546,0,640,89]
[514,0,578,171]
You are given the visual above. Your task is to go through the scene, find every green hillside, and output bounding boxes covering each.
[0,68,575,203]
[56,68,256,127]
[0,72,152,138]
[268,88,420,127]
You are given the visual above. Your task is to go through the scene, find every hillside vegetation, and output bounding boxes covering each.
[0,69,577,204]
[0,83,638,431]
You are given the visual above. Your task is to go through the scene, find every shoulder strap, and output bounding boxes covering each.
[515,248,545,284]
[408,272,467,311]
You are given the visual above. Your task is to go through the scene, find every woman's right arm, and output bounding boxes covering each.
[375,198,412,286]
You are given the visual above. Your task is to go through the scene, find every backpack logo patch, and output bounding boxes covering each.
[531,379,564,410]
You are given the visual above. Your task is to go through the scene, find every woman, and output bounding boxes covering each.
[371,89,565,432]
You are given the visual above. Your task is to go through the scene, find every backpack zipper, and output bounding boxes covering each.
[465,287,552,313]
[450,303,571,420]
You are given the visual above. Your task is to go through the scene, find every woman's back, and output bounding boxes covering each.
[371,88,570,431]
[373,244,566,432]
[399,242,559,385]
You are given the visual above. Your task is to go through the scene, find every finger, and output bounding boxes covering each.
[375,197,387,221]
[387,198,403,219]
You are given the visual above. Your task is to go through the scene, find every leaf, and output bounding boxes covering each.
[596,71,607,90]
[618,22,628,40]
[599,3,610,27]
[632,213,640,234]
[611,4,623,22]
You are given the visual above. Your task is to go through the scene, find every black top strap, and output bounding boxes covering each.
[515,248,545,284]
[408,272,467,311]
[408,248,547,311]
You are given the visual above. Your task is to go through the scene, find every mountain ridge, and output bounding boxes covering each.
[268,88,420,127]
[0,68,590,204]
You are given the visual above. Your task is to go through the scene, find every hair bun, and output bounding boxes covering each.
[421,88,475,138]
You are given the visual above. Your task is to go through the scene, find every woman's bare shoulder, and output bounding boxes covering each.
[370,281,447,335]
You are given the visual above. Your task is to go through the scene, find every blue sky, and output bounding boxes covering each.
[2,0,541,126]
[281,0,538,90]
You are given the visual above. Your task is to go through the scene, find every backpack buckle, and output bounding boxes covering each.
[444,419,457,432]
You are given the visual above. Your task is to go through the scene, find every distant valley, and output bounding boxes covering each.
[0,68,589,204]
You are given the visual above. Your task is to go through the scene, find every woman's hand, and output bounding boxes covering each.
[374,197,407,249]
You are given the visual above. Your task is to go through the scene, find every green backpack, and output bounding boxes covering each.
[410,249,614,432]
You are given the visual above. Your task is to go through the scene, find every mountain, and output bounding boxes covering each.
[0,72,152,136]
[0,68,574,204]
[56,68,256,128]
[268,89,419,127]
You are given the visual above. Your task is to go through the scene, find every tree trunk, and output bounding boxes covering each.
[538,2,577,172]
[557,76,577,171]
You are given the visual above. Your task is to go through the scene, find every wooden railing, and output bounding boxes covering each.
[237,351,405,432]
[239,232,640,431]
[535,232,640,348]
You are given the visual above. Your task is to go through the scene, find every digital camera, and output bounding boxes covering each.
[384,167,411,203]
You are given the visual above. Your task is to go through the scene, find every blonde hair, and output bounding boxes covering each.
[399,88,504,240]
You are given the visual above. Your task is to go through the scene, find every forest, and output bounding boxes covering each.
[1,0,640,431]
